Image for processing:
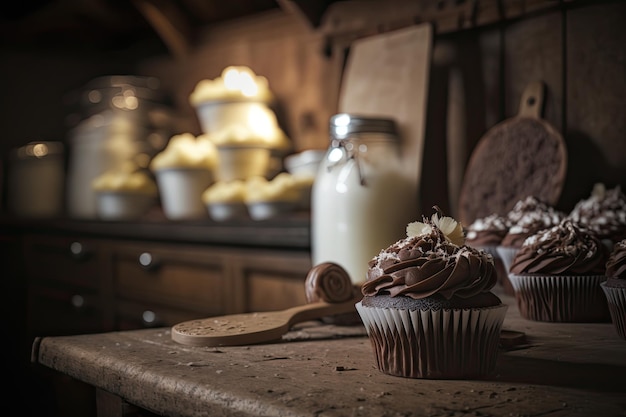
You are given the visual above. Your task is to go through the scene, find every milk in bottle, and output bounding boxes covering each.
[311,114,418,285]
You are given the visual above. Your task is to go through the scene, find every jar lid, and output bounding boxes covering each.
[329,113,398,140]
[11,141,64,160]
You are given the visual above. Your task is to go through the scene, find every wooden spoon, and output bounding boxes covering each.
[171,263,361,347]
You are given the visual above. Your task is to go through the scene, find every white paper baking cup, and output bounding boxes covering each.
[246,201,297,221]
[496,246,519,274]
[206,201,248,222]
[600,282,626,340]
[96,191,155,221]
[509,274,610,322]
[355,301,508,379]
[155,168,212,220]
[195,100,269,135]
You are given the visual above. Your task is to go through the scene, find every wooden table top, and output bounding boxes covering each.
[32,291,626,417]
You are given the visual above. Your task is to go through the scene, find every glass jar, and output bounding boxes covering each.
[311,114,418,285]
[7,141,65,218]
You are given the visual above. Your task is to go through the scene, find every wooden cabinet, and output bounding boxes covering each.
[22,233,114,338]
[235,249,311,312]
[112,241,234,329]
[111,241,311,329]
[18,225,312,339]
[15,227,312,417]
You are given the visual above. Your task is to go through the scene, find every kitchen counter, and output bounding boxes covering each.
[31,291,626,417]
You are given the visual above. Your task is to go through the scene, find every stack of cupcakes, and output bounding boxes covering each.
[508,219,610,322]
[356,210,508,379]
[601,239,626,339]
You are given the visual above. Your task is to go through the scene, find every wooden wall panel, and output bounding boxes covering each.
[1,1,624,221]
[422,28,502,218]
[139,10,341,152]
[563,1,626,210]
[503,10,563,130]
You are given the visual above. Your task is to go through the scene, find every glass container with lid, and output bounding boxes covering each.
[311,113,418,285]
[7,141,65,218]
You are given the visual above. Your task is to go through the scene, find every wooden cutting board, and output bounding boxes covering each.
[338,23,433,195]
[458,81,567,225]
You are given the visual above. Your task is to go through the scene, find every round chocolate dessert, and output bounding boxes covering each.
[508,219,610,322]
[356,211,508,379]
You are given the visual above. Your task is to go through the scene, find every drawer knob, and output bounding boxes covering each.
[71,294,85,309]
[69,241,88,259]
[138,252,159,270]
[142,310,157,325]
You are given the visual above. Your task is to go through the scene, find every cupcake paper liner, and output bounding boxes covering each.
[477,245,514,296]
[355,301,508,379]
[601,282,626,340]
[495,246,519,274]
[508,274,610,323]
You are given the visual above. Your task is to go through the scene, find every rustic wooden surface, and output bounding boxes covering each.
[33,290,626,417]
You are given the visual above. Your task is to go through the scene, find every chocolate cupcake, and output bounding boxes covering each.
[356,211,507,379]
[601,239,626,339]
[509,219,610,322]
[466,213,513,295]
[496,196,565,276]
[568,183,626,248]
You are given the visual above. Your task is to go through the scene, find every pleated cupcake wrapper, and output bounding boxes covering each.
[355,302,508,379]
[600,282,626,340]
[495,246,519,274]
[508,274,610,323]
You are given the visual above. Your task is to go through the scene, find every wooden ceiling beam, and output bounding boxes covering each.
[131,0,194,60]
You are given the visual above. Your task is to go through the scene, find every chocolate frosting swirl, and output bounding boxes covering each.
[501,196,565,248]
[606,239,626,279]
[363,227,497,300]
[509,219,609,275]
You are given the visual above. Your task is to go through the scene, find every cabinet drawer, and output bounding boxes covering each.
[240,251,312,312]
[116,299,206,330]
[27,283,104,337]
[246,273,308,312]
[22,234,103,289]
[113,243,232,316]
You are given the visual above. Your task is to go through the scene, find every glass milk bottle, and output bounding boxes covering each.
[312,114,418,285]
